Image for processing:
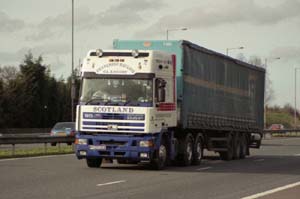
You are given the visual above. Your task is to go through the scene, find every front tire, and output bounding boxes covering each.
[151,140,167,170]
[86,158,102,168]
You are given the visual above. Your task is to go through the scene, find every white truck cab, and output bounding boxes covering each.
[75,49,177,169]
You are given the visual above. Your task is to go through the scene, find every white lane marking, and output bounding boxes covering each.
[241,181,300,199]
[0,154,74,162]
[97,180,126,187]
[253,159,265,162]
[196,167,212,171]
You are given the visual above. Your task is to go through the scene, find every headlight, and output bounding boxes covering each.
[139,140,154,147]
[75,138,87,145]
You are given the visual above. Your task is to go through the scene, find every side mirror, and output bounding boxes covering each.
[155,78,166,103]
[157,87,165,102]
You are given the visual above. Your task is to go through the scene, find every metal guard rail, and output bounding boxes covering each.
[263,129,300,134]
[0,135,75,145]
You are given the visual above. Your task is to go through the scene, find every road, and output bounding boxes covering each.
[0,137,299,199]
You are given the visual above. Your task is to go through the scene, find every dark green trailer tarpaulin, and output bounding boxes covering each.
[113,40,265,133]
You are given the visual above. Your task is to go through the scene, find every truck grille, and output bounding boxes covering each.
[81,113,145,133]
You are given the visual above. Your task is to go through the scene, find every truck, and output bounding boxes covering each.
[75,40,265,169]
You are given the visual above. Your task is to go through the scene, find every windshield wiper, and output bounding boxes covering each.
[85,98,106,105]
[124,100,132,106]
[123,100,143,106]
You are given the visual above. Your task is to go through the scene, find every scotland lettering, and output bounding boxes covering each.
[93,106,134,113]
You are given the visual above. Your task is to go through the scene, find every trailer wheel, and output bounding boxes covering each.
[151,139,167,170]
[192,134,203,165]
[233,133,241,160]
[86,158,102,168]
[178,133,193,166]
[220,133,234,161]
[240,134,247,159]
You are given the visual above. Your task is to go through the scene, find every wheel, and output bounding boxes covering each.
[233,133,241,160]
[86,158,102,168]
[240,133,247,159]
[178,133,194,166]
[151,139,167,170]
[51,143,57,146]
[220,133,234,161]
[192,134,203,165]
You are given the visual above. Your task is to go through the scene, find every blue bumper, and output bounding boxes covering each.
[75,133,159,161]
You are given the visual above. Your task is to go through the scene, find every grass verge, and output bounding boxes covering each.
[272,132,300,137]
[0,145,74,159]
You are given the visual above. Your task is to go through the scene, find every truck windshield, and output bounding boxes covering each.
[80,78,153,107]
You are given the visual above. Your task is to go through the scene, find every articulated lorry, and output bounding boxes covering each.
[75,40,265,169]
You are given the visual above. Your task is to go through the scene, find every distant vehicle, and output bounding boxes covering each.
[50,122,75,146]
[268,124,284,130]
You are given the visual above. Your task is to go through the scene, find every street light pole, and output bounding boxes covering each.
[226,46,244,56]
[71,0,75,122]
[295,68,300,128]
[166,29,169,40]
[166,27,188,40]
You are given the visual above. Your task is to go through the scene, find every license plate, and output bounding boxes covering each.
[57,132,66,136]
[89,145,106,150]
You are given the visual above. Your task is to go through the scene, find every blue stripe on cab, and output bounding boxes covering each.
[83,121,144,127]
[82,127,144,132]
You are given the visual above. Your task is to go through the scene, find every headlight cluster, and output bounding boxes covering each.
[75,138,87,145]
[139,140,154,147]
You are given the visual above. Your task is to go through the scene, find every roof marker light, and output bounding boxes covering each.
[132,50,139,58]
[95,49,103,57]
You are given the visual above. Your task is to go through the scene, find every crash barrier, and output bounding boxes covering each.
[0,135,75,156]
[263,129,300,137]
[0,128,51,135]
[264,129,300,133]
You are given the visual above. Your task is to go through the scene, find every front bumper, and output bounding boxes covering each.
[75,134,157,161]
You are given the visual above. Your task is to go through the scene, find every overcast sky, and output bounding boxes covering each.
[1,0,300,106]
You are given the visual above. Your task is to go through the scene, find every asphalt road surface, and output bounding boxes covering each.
[0,137,299,199]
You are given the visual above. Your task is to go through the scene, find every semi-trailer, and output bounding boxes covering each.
[75,40,265,169]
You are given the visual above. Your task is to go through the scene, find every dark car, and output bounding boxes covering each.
[50,122,75,146]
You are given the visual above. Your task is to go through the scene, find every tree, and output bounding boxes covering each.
[248,56,263,66]
[248,56,274,105]
[235,53,247,62]
[0,79,4,127]
[0,52,74,128]
[0,65,18,85]
[16,52,48,127]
